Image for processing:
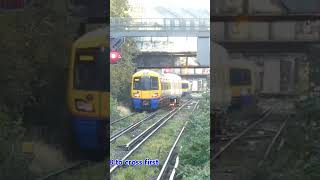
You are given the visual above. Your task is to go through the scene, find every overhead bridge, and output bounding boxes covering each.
[110,17,210,66]
[110,17,210,37]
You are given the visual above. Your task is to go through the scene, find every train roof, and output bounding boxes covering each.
[133,70,161,77]
[132,70,182,81]
[73,28,108,48]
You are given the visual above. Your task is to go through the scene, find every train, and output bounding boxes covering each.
[181,80,192,96]
[229,59,257,108]
[131,70,183,111]
[211,42,257,110]
[67,28,108,157]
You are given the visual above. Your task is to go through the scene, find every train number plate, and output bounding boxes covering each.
[143,100,150,106]
[76,101,93,112]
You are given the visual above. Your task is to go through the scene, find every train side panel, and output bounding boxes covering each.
[67,28,109,155]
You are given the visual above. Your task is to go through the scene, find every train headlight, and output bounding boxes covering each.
[134,93,140,98]
[152,93,158,98]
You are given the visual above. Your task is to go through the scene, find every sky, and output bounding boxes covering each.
[128,0,209,18]
[129,0,210,9]
[128,0,209,52]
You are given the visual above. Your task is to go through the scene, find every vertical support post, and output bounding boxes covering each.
[197,37,210,66]
[289,58,295,93]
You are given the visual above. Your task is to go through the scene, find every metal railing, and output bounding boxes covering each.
[110,17,210,32]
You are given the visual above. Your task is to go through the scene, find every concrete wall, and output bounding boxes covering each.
[262,60,281,94]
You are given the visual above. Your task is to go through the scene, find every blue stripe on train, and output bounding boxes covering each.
[182,92,189,96]
[72,117,106,150]
[231,95,253,110]
[132,98,160,110]
[240,95,253,105]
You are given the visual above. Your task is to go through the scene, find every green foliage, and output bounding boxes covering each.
[0,1,81,177]
[178,99,210,178]
[177,162,210,180]
[110,39,139,103]
[0,112,32,179]
[110,0,130,17]
[110,0,139,103]
[0,1,79,118]
[110,95,120,120]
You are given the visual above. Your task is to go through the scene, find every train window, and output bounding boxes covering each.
[182,83,188,89]
[133,77,159,90]
[74,48,109,91]
[133,77,142,90]
[150,77,158,90]
[230,68,251,85]
[163,82,167,90]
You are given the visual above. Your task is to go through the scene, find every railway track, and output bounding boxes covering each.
[156,121,187,180]
[111,113,138,125]
[110,111,158,142]
[213,104,290,180]
[36,161,90,180]
[110,98,191,136]
[110,99,192,174]
[157,100,200,180]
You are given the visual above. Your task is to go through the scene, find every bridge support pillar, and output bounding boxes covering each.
[197,37,210,66]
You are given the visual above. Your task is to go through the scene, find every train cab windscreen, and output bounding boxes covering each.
[182,83,189,89]
[133,77,159,90]
[74,48,109,91]
[230,68,251,85]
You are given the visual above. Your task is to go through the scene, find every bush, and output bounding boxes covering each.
[110,39,138,103]
[110,95,120,120]
[0,112,33,179]
[178,99,210,178]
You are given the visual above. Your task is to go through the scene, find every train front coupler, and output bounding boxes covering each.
[169,98,178,109]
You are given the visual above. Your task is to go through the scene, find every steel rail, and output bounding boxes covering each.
[36,161,89,180]
[111,113,137,125]
[110,112,158,142]
[212,107,273,160]
[169,156,179,180]
[192,100,200,112]
[110,100,191,174]
[157,122,188,180]
[258,117,288,167]
[123,101,190,150]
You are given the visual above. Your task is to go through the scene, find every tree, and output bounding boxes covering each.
[110,0,130,17]
[110,0,140,103]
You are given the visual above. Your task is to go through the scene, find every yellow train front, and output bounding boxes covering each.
[67,28,109,157]
[131,70,182,111]
[229,60,256,108]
